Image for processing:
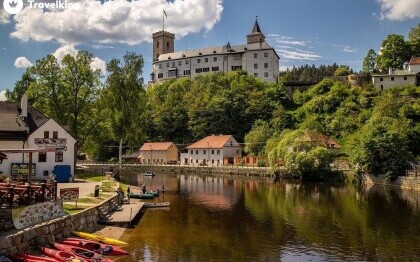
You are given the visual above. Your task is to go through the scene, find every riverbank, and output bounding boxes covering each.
[362,174,420,191]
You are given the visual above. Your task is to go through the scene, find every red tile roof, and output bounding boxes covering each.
[140,142,174,151]
[186,135,236,149]
[409,57,420,65]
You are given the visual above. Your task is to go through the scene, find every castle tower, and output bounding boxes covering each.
[152,31,175,61]
[247,17,266,44]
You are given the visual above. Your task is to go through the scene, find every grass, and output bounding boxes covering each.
[75,170,106,182]
[63,203,86,214]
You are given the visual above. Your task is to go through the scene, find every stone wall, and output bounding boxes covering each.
[0,195,119,255]
[362,174,420,191]
[0,209,13,231]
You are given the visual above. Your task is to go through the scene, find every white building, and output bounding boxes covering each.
[182,135,242,166]
[0,95,77,182]
[372,57,420,90]
[150,19,280,84]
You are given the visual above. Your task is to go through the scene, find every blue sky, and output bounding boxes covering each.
[0,0,419,96]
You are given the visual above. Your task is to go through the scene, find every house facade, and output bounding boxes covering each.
[139,142,178,164]
[372,57,420,90]
[0,95,77,181]
[149,18,280,84]
[183,135,242,166]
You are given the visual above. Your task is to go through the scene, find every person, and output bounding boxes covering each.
[127,186,131,203]
[142,184,146,194]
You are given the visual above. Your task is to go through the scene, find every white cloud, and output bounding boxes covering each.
[0,10,10,24]
[53,45,106,73]
[90,57,106,73]
[377,0,420,21]
[276,48,322,61]
[279,65,294,72]
[14,57,33,68]
[11,0,223,45]
[53,44,78,64]
[0,91,7,101]
[334,44,357,53]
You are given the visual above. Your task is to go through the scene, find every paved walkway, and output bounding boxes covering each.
[57,181,101,198]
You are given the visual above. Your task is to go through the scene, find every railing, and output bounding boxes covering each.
[0,182,57,209]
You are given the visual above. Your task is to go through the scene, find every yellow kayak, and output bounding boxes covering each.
[72,231,128,246]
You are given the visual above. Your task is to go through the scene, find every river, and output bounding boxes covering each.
[118,172,420,262]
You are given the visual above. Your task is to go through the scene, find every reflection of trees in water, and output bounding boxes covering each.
[364,185,420,212]
[244,182,420,261]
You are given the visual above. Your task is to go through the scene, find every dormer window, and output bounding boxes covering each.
[213,50,216,54]
[199,52,202,55]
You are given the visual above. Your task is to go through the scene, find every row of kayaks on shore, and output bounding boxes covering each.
[8,231,129,262]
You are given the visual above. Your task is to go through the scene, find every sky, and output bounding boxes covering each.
[0,0,419,98]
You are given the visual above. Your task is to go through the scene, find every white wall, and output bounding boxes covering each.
[372,75,416,89]
[0,119,76,181]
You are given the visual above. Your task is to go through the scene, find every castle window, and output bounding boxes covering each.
[196,68,203,73]
[264,63,268,69]
[157,41,160,48]
[186,60,189,65]
[254,53,258,58]
[158,73,163,78]
[391,77,394,81]
[213,57,217,62]
[38,152,46,162]
[184,70,190,75]
[212,67,219,71]
[179,61,182,66]
[380,77,383,81]
[205,58,209,63]
[172,62,175,67]
[254,64,258,69]
[264,52,268,57]
[167,42,170,49]
[197,59,201,63]
[203,67,210,72]
[404,76,407,80]
[166,63,170,68]
[159,64,162,69]
[264,72,269,77]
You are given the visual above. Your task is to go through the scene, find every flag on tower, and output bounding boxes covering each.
[163,10,167,18]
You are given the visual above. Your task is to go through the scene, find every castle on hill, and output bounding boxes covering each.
[149,18,280,83]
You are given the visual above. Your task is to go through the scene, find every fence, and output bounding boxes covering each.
[0,182,57,208]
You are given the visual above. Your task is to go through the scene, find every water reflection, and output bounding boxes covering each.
[119,173,420,262]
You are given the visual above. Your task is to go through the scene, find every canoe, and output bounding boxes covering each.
[72,231,128,246]
[53,243,113,262]
[143,202,170,208]
[12,254,60,262]
[40,247,82,262]
[129,193,155,199]
[146,190,160,197]
[62,238,129,256]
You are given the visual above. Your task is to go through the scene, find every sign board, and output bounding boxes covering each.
[60,187,79,201]
[11,163,36,177]
[34,138,67,152]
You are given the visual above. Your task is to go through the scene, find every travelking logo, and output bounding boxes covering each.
[3,0,80,14]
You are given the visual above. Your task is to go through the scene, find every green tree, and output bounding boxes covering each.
[362,49,377,73]
[244,120,272,156]
[6,68,35,102]
[376,34,410,72]
[334,66,351,76]
[408,23,420,57]
[28,51,102,148]
[103,52,146,171]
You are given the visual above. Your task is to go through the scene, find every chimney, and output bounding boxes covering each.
[21,94,28,118]
[388,67,393,75]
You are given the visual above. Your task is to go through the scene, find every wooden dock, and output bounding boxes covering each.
[99,201,144,227]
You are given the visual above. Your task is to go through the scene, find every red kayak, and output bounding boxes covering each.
[62,238,128,256]
[12,254,60,262]
[53,243,114,262]
[40,247,83,262]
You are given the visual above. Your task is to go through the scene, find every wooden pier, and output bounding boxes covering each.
[99,201,144,228]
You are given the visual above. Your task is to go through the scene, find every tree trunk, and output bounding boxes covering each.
[119,138,123,173]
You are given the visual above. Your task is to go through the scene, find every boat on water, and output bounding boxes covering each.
[144,171,155,176]
[143,202,170,208]
[12,254,60,262]
[40,247,82,262]
[53,243,113,262]
[62,238,128,256]
[129,192,155,199]
[72,232,128,246]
